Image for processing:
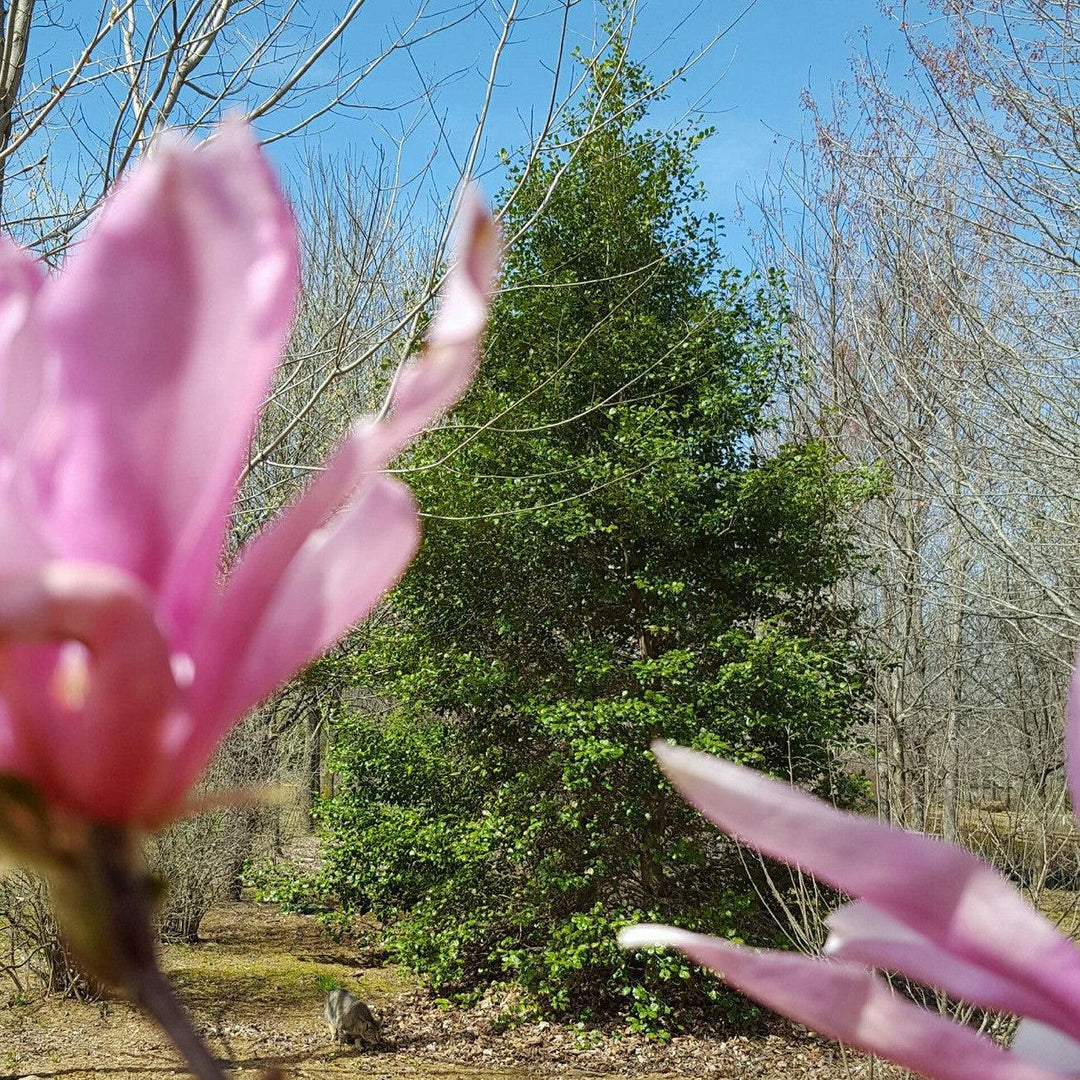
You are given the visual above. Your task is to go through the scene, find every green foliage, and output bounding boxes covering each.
[320,26,872,1034]
[242,859,327,913]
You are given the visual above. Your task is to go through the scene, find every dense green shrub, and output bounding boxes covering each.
[319,26,873,1034]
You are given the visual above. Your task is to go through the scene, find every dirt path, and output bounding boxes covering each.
[0,902,887,1080]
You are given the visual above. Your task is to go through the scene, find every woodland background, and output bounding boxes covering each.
[0,0,1077,1059]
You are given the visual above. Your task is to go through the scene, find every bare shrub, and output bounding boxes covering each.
[147,808,253,944]
[146,709,285,942]
[0,869,95,1001]
[145,681,317,942]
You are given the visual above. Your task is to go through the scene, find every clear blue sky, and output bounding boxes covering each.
[284,0,934,268]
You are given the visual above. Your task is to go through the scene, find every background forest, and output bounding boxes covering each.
[2,0,1079,1057]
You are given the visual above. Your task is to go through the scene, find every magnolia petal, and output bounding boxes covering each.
[188,419,383,692]
[825,902,1077,1036]
[0,473,47,578]
[0,238,49,575]
[0,472,48,580]
[0,236,45,454]
[619,926,1067,1080]
[33,120,299,648]
[1066,659,1080,831]
[374,188,500,463]
[0,700,29,776]
[174,476,420,798]
[0,563,180,821]
[1012,1020,1080,1075]
[651,741,1080,1035]
[221,475,420,719]
[184,189,497,722]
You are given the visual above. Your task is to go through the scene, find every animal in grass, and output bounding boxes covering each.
[324,989,381,1048]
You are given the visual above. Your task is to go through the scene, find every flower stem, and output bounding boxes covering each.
[89,824,229,1080]
[132,960,229,1080]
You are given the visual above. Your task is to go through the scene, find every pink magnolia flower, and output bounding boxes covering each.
[620,690,1080,1080]
[0,121,498,833]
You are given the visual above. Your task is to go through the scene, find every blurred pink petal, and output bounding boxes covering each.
[651,740,1080,1030]
[0,125,497,828]
[0,237,45,455]
[1012,1021,1080,1074]
[1066,663,1080,831]
[217,477,419,721]
[619,926,1063,1080]
[623,738,1080,1079]
[373,189,499,460]
[173,476,420,799]
[32,120,299,649]
[0,238,48,575]
[823,902,1072,1033]
[184,187,498,746]
[0,563,179,820]
[0,700,29,775]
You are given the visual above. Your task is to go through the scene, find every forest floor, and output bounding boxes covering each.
[0,899,902,1080]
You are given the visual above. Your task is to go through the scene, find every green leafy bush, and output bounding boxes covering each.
[242,859,327,913]
[318,23,873,1035]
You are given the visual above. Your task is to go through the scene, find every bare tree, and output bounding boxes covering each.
[0,0,493,250]
[755,1,1080,861]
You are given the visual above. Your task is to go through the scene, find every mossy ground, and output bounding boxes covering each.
[0,901,542,1079]
[0,901,893,1080]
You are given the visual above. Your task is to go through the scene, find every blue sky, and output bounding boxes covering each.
[282,1,934,267]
